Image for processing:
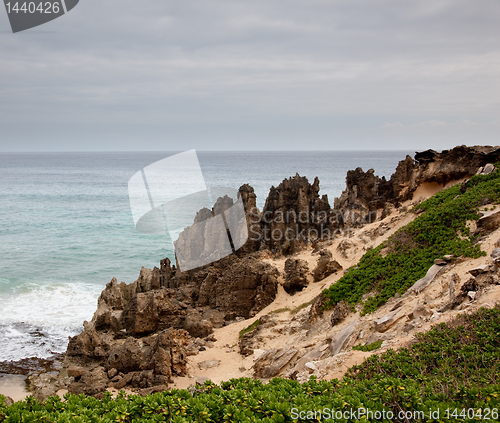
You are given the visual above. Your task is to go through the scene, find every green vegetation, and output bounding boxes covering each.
[238,319,260,338]
[268,307,290,315]
[347,305,500,400]
[352,340,383,352]
[322,169,500,315]
[290,300,313,315]
[2,307,500,422]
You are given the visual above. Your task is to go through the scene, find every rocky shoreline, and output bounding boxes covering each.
[3,145,500,401]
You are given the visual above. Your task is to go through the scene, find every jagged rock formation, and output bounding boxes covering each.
[63,253,279,391]
[260,174,333,254]
[335,145,500,226]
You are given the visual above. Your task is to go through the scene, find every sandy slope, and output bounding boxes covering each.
[171,181,500,389]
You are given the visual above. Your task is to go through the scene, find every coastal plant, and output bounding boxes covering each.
[352,340,383,352]
[346,305,500,401]
[322,168,500,315]
[3,307,500,422]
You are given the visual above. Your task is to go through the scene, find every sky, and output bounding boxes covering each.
[0,0,499,152]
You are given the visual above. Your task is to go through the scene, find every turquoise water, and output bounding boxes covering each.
[0,150,411,361]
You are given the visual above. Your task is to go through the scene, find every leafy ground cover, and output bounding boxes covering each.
[322,169,500,315]
[2,306,500,422]
[352,340,383,352]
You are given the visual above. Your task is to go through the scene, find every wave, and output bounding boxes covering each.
[0,280,101,361]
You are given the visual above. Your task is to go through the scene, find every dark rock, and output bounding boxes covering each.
[312,249,342,282]
[335,146,500,226]
[308,293,326,324]
[330,301,351,326]
[107,337,144,373]
[283,258,310,295]
[260,174,333,254]
[476,210,500,234]
[121,288,187,337]
[69,366,108,397]
[183,309,213,338]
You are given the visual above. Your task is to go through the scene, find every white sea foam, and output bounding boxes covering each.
[0,281,101,361]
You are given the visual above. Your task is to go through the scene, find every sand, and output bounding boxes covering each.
[0,374,28,402]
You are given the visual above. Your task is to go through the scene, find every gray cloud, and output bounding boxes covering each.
[1,0,500,151]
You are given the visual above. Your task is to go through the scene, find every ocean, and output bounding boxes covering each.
[0,150,412,362]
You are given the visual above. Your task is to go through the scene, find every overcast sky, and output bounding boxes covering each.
[0,0,499,151]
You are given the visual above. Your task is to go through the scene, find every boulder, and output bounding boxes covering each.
[121,288,187,336]
[283,258,310,294]
[476,210,500,234]
[261,174,333,254]
[69,366,108,397]
[312,249,342,282]
[107,337,145,373]
[253,348,298,378]
[469,264,490,277]
[374,309,404,333]
[197,360,220,370]
[67,366,88,378]
[330,321,357,355]
[330,301,351,326]
[183,309,213,338]
[409,264,444,294]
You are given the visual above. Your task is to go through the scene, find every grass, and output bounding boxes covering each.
[238,319,260,339]
[268,307,290,315]
[290,300,313,315]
